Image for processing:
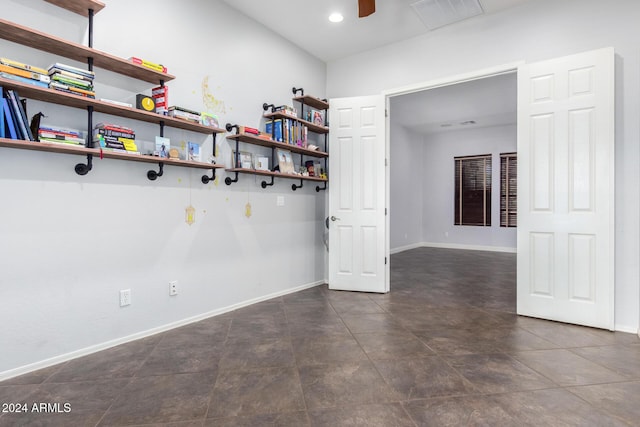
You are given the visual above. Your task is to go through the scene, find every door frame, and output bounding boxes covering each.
[380,62,523,294]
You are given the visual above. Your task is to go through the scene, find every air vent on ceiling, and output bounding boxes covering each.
[411,0,484,31]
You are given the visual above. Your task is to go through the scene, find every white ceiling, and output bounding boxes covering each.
[390,72,517,136]
[220,0,523,136]
[220,0,534,62]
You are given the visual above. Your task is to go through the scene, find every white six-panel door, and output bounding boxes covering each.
[517,48,615,329]
[328,95,388,293]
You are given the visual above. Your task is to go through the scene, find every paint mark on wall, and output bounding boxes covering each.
[202,76,227,114]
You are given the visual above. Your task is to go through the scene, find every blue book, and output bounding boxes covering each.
[7,90,33,140]
[2,98,18,139]
[0,72,49,89]
[265,119,283,142]
[0,87,4,138]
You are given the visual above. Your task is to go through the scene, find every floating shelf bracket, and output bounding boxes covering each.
[292,180,303,191]
[225,123,240,186]
[261,176,275,188]
[201,165,217,184]
[262,102,287,113]
[292,87,304,96]
[75,154,93,176]
[76,105,94,176]
[316,182,327,192]
[147,162,164,181]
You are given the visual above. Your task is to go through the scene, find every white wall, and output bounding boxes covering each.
[421,125,517,250]
[328,0,640,332]
[389,125,424,251]
[0,0,327,377]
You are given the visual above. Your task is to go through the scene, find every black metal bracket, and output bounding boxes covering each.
[75,154,93,176]
[202,164,216,184]
[316,182,327,192]
[292,180,303,191]
[147,163,164,181]
[292,87,304,96]
[263,103,287,113]
[261,176,275,188]
[225,172,239,186]
[226,123,239,134]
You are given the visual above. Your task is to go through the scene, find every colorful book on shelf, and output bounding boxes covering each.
[49,81,95,97]
[48,83,95,98]
[47,63,95,79]
[0,90,4,139]
[152,85,168,115]
[51,74,93,89]
[239,126,259,135]
[48,67,93,83]
[2,98,18,139]
[6,90,34,141]
[129,57,167,73]
[0,64,50,83]
[0,58,48,76]
[94,123,135,134]
[265,119,283,142]
[39,126,85,145]
[94,134,138,152]
[0,72,49,89]
[93,127,135,140]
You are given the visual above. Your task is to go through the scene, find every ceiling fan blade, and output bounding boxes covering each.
[358,0,375,18]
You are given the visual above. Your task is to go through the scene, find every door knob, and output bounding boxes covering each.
[331,216,340,221]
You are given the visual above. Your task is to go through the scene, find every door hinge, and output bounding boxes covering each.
[385,109,388,117]
[385,208,387,215]
[385,257,387,265]
[385,158,388,166]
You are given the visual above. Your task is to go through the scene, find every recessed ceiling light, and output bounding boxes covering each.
[460,120,477,125]
[328,13,344,23]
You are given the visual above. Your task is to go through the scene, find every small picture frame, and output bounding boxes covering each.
[232,150,253,169]
[255,155,269,171]
[200,112,219,128]
[276,148,294,174]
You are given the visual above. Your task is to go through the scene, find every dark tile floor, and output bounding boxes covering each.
[1,247,639,426]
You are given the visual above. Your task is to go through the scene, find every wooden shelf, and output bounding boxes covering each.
[226,168,327,182]
[293,95,329,111]
[0,19,174,84]
[263,111,328,134]
[45,0,106,16]
[0,138,224,170]
[226,132,328,158]
[0,76,226,135]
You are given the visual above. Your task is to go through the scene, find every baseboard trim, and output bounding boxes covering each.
[614,324,639,335]
[390,242,517,254]
[390,242,423,255]
[0,280,324,382]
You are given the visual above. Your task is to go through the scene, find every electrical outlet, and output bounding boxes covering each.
[169,281,178,296]
[120,289,131,307]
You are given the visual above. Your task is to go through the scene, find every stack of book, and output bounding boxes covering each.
[273,105,297,117]
[48,63,95,98]
[168,106,200,123]
[152,85,168,115]
[38,126,85,146]
[1,87,35,140]
[93,123,138,153]
[0,58,50,89]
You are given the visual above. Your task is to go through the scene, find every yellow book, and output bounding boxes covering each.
[0,57,48,76]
